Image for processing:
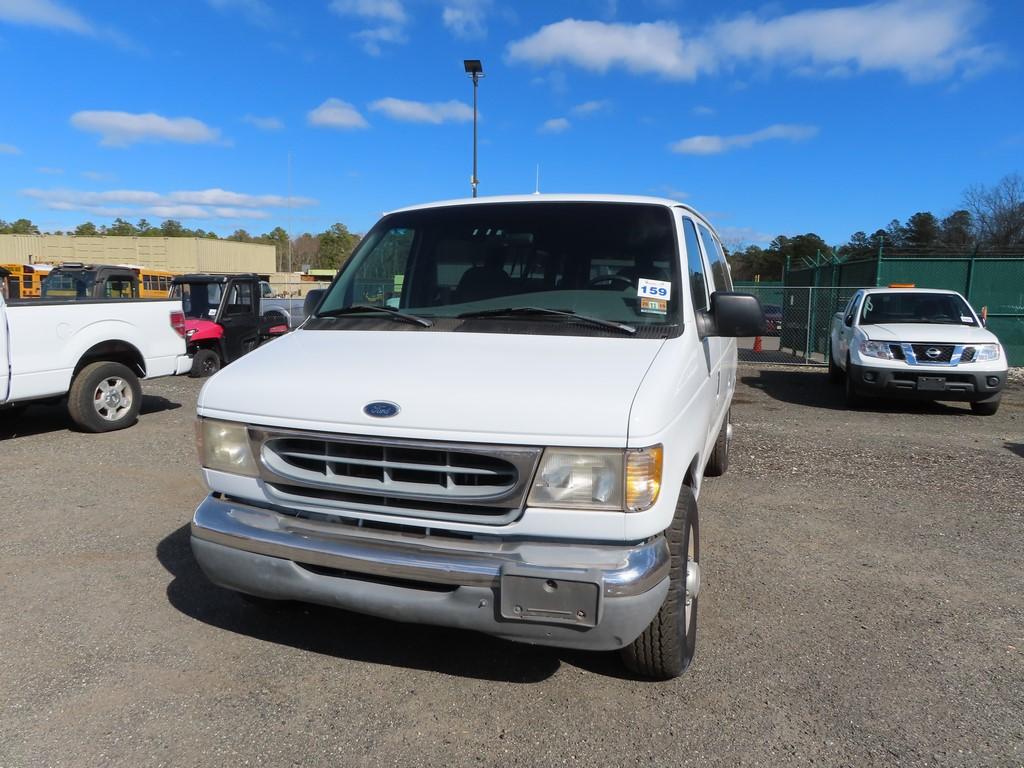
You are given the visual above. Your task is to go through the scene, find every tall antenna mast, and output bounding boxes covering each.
[534,164,540,195]
[287,151,293,275]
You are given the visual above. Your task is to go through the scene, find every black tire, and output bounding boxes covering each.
[828,347,843,384]
[703,410,731,477]
[844,355,862,408]
[621,487,699,680]
[190,348,221,378]
[970,399,1000,416]
[67,361,142,433]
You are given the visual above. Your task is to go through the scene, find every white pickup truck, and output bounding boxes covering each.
[829,287,1008,414]
[188,194,764,679]
[0,292,193,431]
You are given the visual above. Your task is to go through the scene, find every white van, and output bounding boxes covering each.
[189,195,763,679]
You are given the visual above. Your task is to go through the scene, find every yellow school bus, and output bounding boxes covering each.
[0,263,53,299]
[132,267,177,298]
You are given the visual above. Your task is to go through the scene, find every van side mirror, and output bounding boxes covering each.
[303,289,325,319]
[697,292,765,338]
[844,314,854,327]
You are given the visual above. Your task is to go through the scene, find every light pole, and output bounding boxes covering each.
[463,59,483,198]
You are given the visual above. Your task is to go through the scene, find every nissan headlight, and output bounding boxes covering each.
[969,344,1001,362]
[196,418,258,477]
[527,445,662,512]
[859,340,894,360]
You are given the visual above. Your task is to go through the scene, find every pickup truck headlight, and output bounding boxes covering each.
[969,344,1001,362]
[196,418,258,477]
[859,340,894,360]
[527,445,662,512]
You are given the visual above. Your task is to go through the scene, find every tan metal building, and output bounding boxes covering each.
[0,234,276,275]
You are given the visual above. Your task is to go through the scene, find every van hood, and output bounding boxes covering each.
[198,329,666,445]
[862,323,1000,345]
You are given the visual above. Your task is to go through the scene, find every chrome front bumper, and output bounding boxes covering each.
[190,494,671,650]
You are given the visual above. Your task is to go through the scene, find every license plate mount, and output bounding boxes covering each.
[918,376,947,391]
[499,567,601,627]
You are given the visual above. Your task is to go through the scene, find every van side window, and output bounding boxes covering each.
[698,224,733,292]
[682,218,708,312]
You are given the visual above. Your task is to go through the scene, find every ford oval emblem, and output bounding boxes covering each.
[364,401,400,418]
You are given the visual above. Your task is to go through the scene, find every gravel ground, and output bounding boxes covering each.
[1,367,1022,767]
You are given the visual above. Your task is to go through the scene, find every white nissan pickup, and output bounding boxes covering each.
[0,291,193,431]
[829,287,1008,414]
[189,195,763,679]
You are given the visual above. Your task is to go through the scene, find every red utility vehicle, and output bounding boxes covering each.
[170,273,288,377]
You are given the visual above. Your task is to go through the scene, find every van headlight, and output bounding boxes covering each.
[527,445,662,512]
[196,418,258,477]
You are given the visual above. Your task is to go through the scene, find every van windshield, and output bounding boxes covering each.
[313,202,681,336]
[861,292,978,326]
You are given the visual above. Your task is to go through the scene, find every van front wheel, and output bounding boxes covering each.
[621,487,699,680]
[703,410,731,477]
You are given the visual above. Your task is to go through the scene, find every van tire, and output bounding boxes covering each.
[67,361,142,433]
[703,410,730,477]
[190,349,221,378]
[621,487,699,680]
[970,398,1000,416]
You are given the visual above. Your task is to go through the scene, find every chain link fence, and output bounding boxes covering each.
[737,286,867,365]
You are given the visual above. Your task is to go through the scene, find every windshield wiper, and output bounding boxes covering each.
[457,306,636,334]
[316,304,433,327]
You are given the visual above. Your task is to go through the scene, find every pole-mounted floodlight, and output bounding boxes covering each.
[463,59,484,198]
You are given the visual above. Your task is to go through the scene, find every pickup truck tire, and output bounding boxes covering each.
[703,410,730,477]
[970,399,1000,415]
[844,355,862,408]
[67,361,142,433]
[828,348,843,384]
[190,349,221,378]
[621,487,699,680]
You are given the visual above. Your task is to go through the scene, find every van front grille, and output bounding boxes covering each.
[250,428,541,526]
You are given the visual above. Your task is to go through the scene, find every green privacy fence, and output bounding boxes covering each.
[783,252,1024,365]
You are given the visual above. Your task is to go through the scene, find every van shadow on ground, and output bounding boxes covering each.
[0,394,181,439]
[740,367,976,416]
[157,524,633,683]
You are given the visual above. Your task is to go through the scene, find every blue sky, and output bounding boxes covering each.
[1,0,1021,246]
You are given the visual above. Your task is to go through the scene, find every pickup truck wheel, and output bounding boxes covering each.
[844,355,862,408]
[970,399,1000,415]
[621,487,699,680]
[190,349,221,378]
[828,348,842,384]
[703,410,731,477]
[67,361,142,433]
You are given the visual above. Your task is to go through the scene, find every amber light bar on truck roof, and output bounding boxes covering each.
[888,283,916,288]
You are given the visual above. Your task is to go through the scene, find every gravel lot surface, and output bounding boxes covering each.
[1,367,1022,767]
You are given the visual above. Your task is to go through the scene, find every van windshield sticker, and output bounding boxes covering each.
[961,315,973,324]
[638,278,670,315]
[638,278,671,300]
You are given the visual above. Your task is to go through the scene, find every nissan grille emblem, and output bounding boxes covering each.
[364,401,400,418]
[925,347,942,359]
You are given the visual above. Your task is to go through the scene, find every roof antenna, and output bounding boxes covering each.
[533,164,541,195]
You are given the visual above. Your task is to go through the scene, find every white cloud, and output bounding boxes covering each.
[669,124,818,155]
[0,142,20,154]
[369,98,473,124]
[717,225,774,248]
[22,186,317,223]
[692,105,715,117]
[81,170,114,181]
[571,99,611,116]
[353,25,406,55]
[649,184,689,200]
[539,118,571,134]
[0,0,93,35]
[70,111,222,147]
[329,0,406,23]
[37,166,64,174]
[442,0,490,39]
[206,0,272,25]
[243,114,284,131]
[506,1,996,82]
[508,19,703,79]
[307,98,369,129]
